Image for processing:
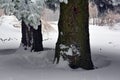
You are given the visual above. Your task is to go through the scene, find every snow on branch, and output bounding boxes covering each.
[0,0,68,29]
[59,0,68,4]
[0,0,45,30]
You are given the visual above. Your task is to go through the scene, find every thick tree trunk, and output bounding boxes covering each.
[21,20,43,52]
[54,0,94,70]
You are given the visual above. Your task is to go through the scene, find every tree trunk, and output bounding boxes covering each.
[54,0,94,70]
[21,20,43,52]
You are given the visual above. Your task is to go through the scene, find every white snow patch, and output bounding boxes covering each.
[55,57,70,69]
[60,44,68,49]
[59,0,68,4]
[67,48,73,55]
[0,15,21,49]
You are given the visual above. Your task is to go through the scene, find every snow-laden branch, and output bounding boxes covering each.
[0,0,68,29]
[0,0,45,30]
[59,0,68,4]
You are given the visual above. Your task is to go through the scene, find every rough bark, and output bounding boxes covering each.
[54,0,94,70]
[21,20,43,52]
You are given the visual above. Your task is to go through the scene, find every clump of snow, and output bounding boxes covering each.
[67,48,73,56]
[27,13,41,30]
[59,0,68,4]
[55,57,70,69]
[60,44,69,49]
[60,32,63,35]
[60,44,80,56]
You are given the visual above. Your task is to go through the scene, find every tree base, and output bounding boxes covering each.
[69,57,94,70]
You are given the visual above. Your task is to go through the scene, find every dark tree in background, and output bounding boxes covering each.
[92,0,114,17]
[54,0,94,70]
[22,20,43,52]
[13,0,45,52]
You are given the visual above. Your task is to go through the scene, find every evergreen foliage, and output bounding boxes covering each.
[0,0,45,29]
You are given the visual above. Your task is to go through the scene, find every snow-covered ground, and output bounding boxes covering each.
[0,16,21,50]
[0,16,120,80]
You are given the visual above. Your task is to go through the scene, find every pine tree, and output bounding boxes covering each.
[54,0,94,70]
[0,0,44,52]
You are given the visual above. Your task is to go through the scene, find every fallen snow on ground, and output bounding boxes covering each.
[0,16,120,80]
[0,16,21,50]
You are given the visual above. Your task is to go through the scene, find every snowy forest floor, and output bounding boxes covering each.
[0,16,120,80]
